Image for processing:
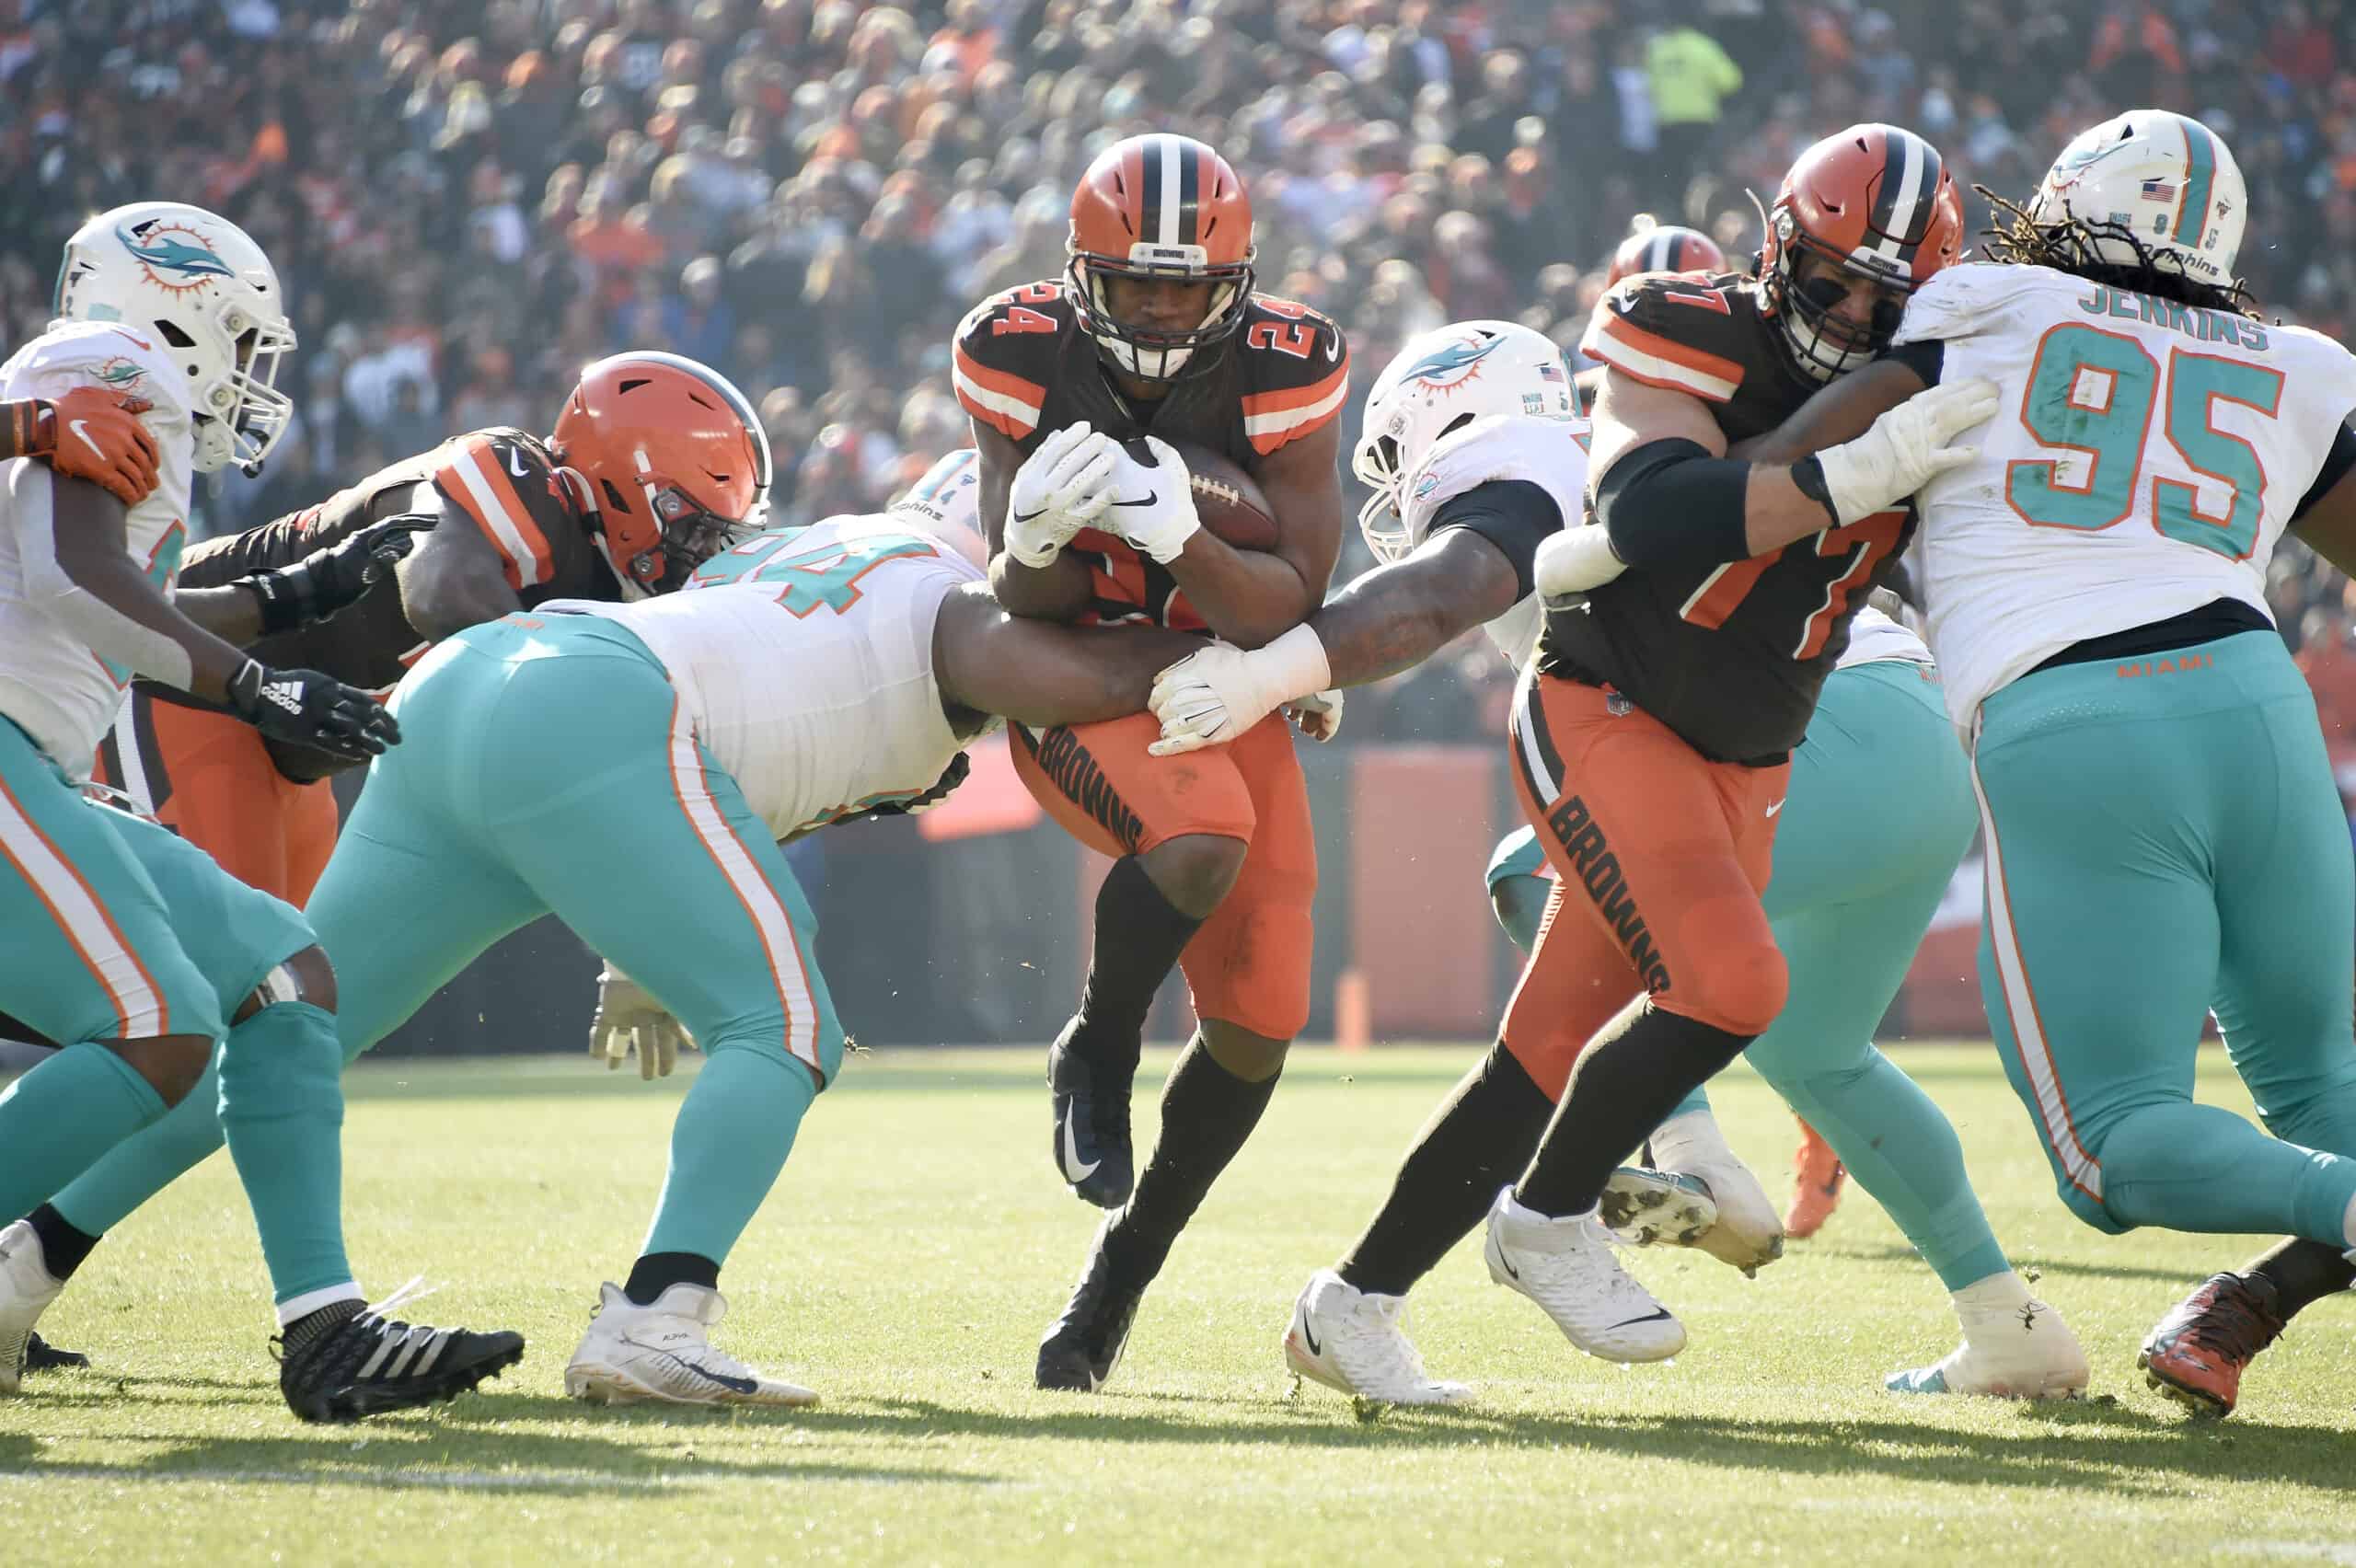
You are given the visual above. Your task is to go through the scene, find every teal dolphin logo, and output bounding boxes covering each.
[1402,334,1502,390]
[117,220,233,288]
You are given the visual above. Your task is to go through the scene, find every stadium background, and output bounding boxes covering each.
[6,0,2353,1053]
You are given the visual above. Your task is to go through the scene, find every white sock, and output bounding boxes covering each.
[1648,1109,1734,1170]
[1950,1270,2034,1319]
[275,1281,364,1329]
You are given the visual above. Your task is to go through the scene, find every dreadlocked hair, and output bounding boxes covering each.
[1976,184,2259,319]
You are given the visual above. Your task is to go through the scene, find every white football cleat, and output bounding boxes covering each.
[1633,1110,1786,1275]
[1600,1167,1719,1248]
[0,1219,64,1396]
[1283,1269,1472,1407]
[1483,1188,1686,1363]
[565,1282,818,1407]
[1887,1274,2090,1400]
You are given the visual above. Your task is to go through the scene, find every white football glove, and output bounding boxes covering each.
[590,965,697,1080]
[1148,624,1332,756]
[1286,687,1345,743]
[1006,421,1119,568]
[1101,435,1202,564]
[1533,523,1630,606]
[1812,376,1999,525]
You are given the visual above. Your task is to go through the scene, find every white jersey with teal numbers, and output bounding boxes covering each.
[553,513,985,838]
[0,321,196,778]
[1396,412,1594,672]
[1889,261,2356,726]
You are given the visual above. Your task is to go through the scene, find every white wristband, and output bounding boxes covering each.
[1256,622,1332,704]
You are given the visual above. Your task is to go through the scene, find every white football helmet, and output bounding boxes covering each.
[1352,320,1577,563]
[887,446,987,567]
[53,202,297,473]
[2027,110,2246,290]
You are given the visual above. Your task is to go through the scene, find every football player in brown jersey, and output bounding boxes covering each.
[952,132,1350,1391]
[17,352,770,1356]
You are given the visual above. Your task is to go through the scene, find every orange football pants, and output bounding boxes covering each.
[1011,709,1315,1041]
[94,691,342,906]
[1500,671,1791,1098]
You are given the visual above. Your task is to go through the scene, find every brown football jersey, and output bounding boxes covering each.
[178,428,616,696]
[953,279,1348,631]
[1560,271,1913,763]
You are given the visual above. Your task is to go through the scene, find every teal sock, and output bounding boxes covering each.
[1767,1049,2010,1290]
[216,1002,354,1305]
[0,1041,167,1220]
[2101,1101,2356,1247]
[51,1046,229,1238]
[641,1048,817,1263]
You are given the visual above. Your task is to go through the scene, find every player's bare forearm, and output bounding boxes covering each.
[2291,459,2356,578]
[42,475,246,701]
[987,548,1093,621]
[171,584,266,646]
[1309,529,1521,688]
[1740,360,1928,552]
[1176,421,1344,648]
[933,583,1196,727]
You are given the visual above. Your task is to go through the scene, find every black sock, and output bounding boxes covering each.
[1104,1038,1279,1287]
[1338,1043,1553,1297]
[283,1297,364,1353]
[25,1204,99,1282]
[2244,1238,2355,1320]
[624,1251,721,1306]
[1062,858,1205,1075]
[1514,1007,1753,1217]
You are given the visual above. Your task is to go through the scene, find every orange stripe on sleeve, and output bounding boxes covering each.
[1588,313,1746,388]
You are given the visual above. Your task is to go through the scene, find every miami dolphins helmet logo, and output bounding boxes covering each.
[1399,334,1502,397]
[117,218,234,296]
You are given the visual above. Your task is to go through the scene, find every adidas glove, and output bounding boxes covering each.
[1006,421,1119,568]
[225,659,400,763]
[239,515,431,636]
[1803,376,1999,525]
[1103,436,1201,564]
[590,965,696,1079]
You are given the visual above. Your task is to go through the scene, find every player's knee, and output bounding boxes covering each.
[1140,833,1249,918]
[1200,1019,1288,1083]
[1700,938,1787,1038]
[117,1032,215,1107]
[230,945,337,1024]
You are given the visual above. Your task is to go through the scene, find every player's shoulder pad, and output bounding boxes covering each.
[952,279,1073,441]
[1236,294,1349,455]
[427,426,583,593]
[2264,319,2356,411]
[0,320,194,426]
[1890,261,2062,348]
[1402,414,1586,545]
[1579,269,1750,404]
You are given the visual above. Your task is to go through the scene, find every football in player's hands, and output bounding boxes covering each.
[1151,441,1280,553]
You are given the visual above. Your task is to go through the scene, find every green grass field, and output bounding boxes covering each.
[2,1043,2352,1565]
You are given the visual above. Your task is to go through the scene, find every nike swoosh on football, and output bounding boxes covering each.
[1608,1309,1674,1330]
[1110,492,1159,508]
[1060,1108,1100,1182]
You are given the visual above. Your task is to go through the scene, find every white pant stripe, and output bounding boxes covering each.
[0,772,165,1036]
[1512,677,1559,805]
[664,701,822,1073]
[1968,732,2103,1202]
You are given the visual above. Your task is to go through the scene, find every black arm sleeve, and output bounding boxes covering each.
[1882,339,1945,386]
[2294,421,2356,522]
[1426,479,1563,599]
[1593,437,1754,571]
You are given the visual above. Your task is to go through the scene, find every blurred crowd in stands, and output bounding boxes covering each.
[3,0,2355,746]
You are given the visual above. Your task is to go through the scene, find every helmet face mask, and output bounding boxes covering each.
[1756,125,1962,384]
[1353,319,1577,563]
[555,350,772,596]
[54,202,298,474]
[1067,133,1256,384]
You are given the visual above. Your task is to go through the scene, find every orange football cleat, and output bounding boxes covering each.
[1783,1118,1846,1239]
[2139,1272,2284,1418]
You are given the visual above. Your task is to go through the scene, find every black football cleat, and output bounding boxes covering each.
[277,1293,524,1424]
[22,1333,87,1374]
[1048,1027,1136,1209]
[1035,1221,1144,1392]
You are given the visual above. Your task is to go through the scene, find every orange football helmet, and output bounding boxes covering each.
[1604,225,1727,287]
[551,351,771,594]
[1757,123,1963,382]
[1067,132,1255,382]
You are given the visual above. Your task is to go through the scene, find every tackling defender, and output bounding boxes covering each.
[953,132,1349,1390]
[1747,111,2356,1417]
[13,351,771,1365]
[0,203,521,1418]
